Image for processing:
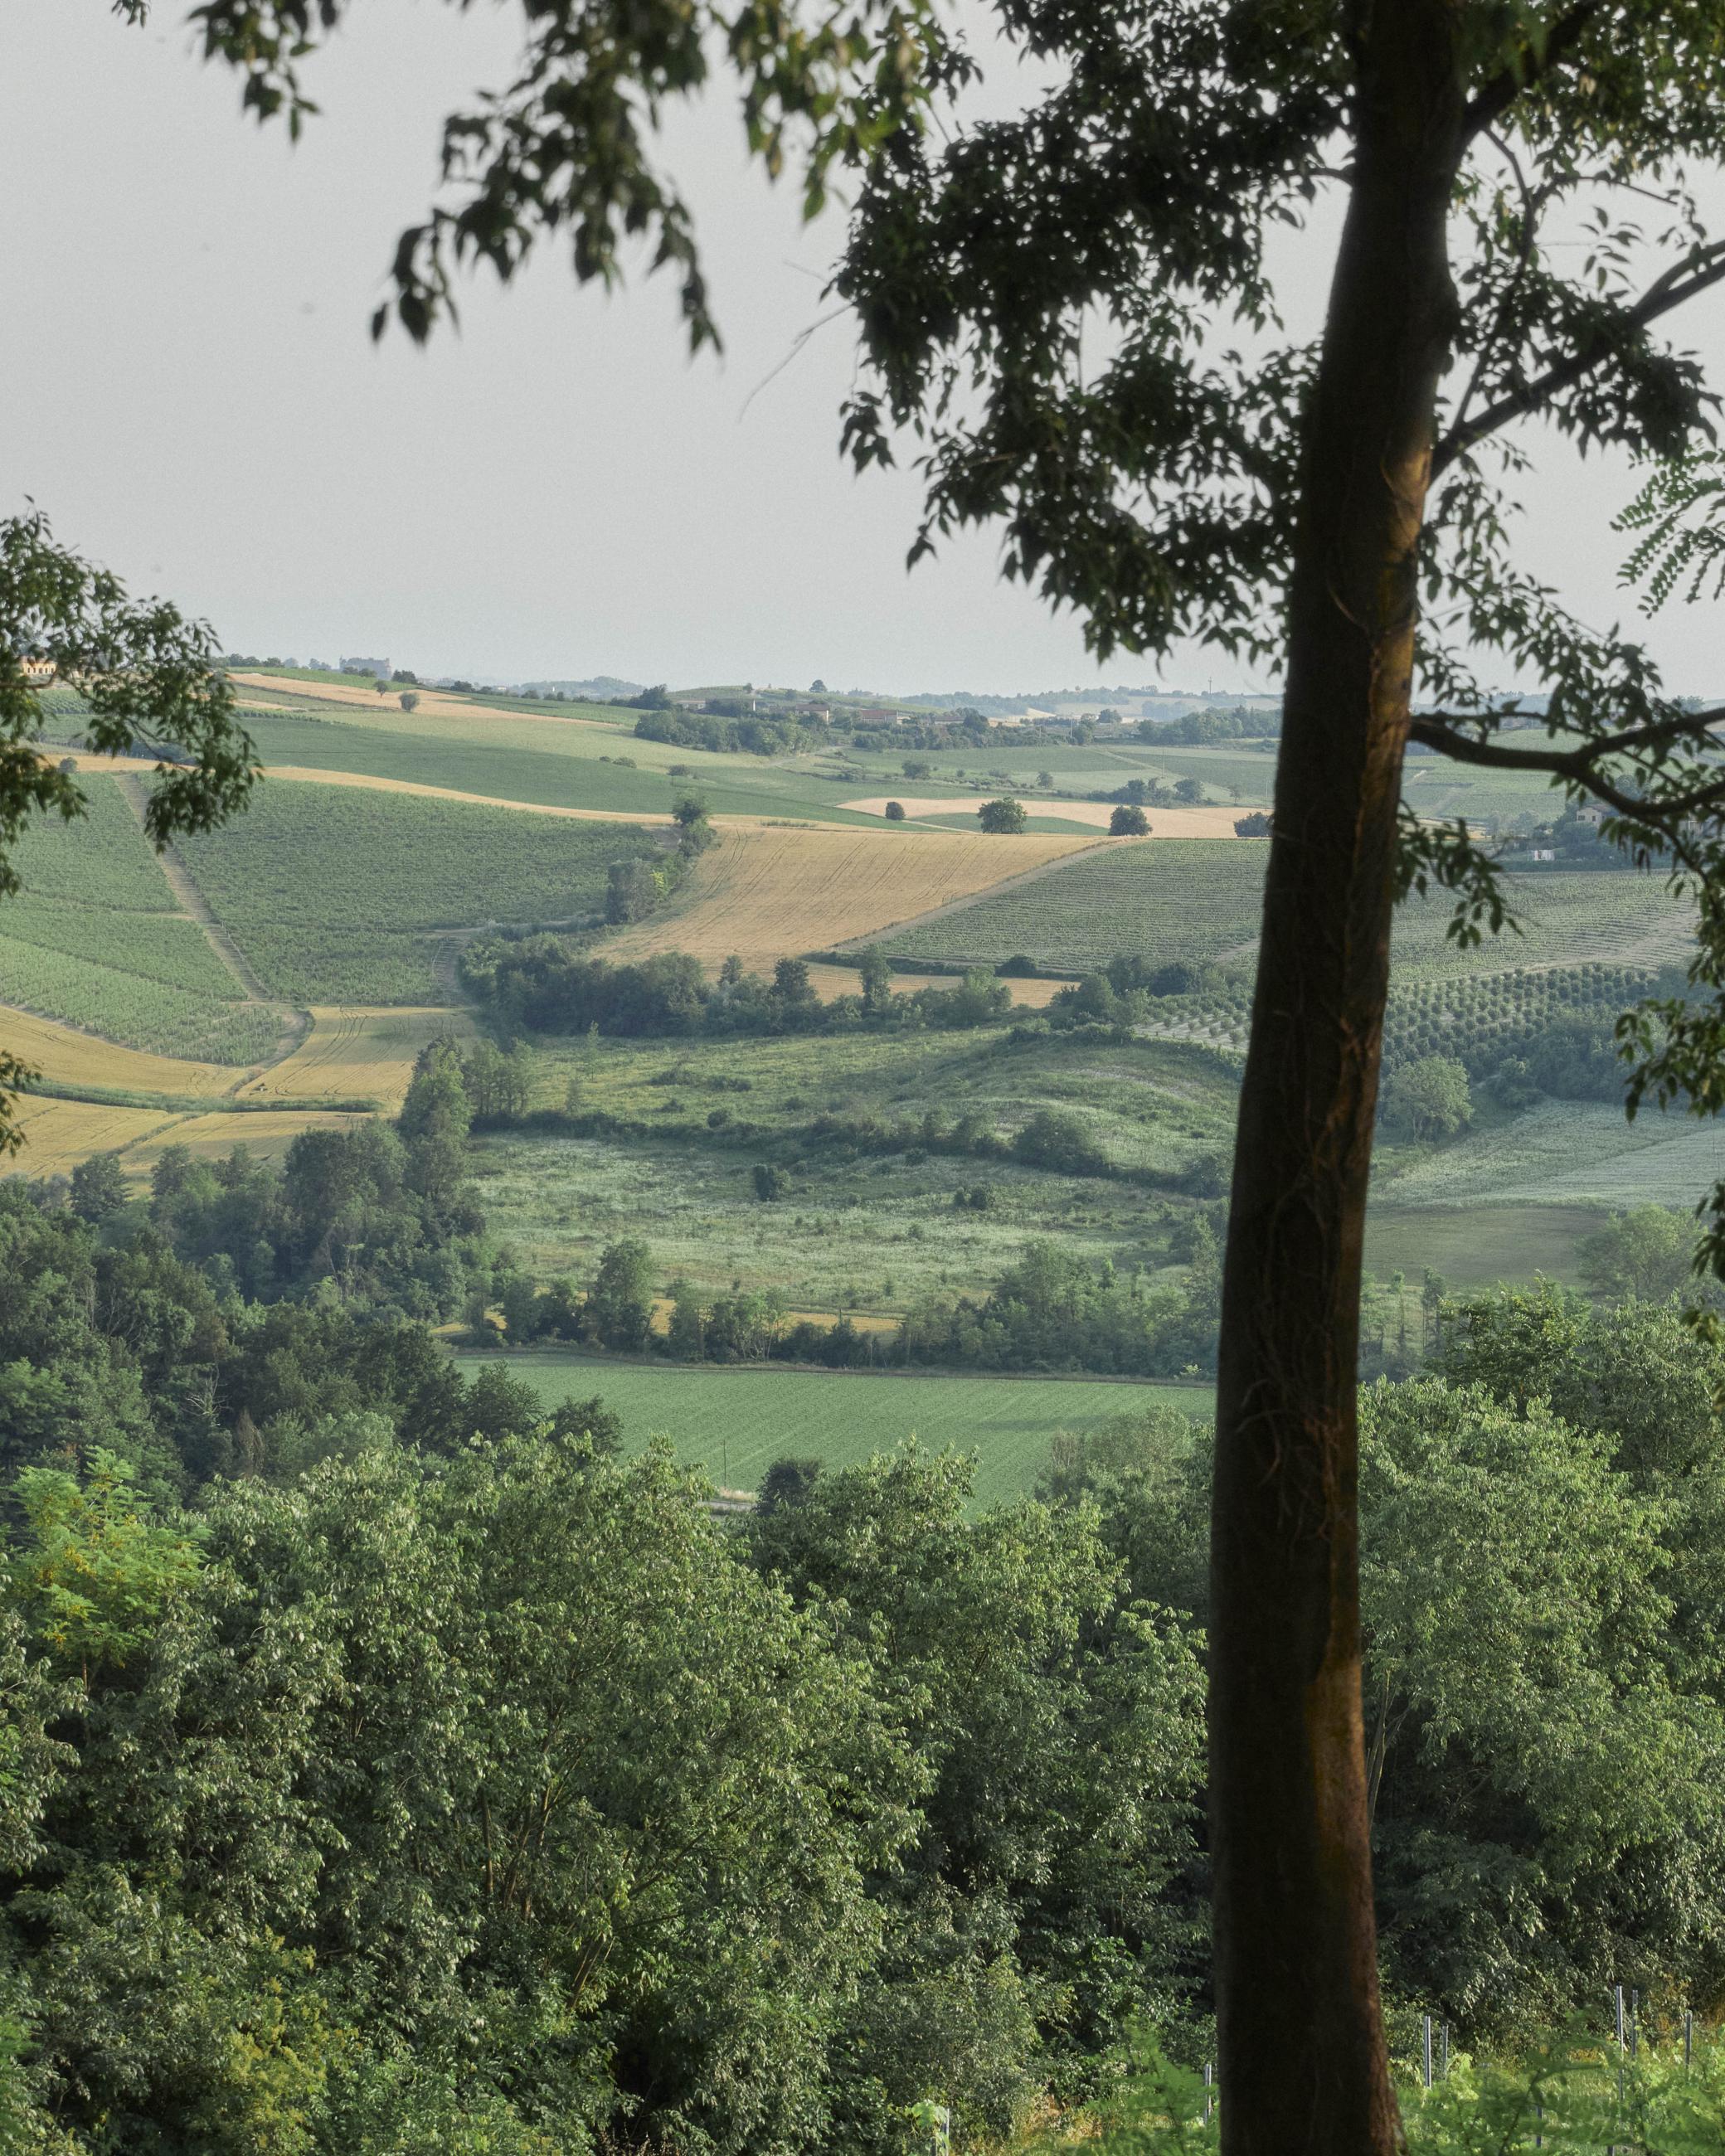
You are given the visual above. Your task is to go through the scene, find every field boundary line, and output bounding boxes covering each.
[261,765,676,825]
[114,777,310,1076]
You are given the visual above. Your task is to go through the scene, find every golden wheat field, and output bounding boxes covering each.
[228,673,506,723]
[241,1006,474,1111]
[801,964,1067,1007]
[11,1098,179,1174]
[0,1009,242,1098]
[604,823,1105,969]
[124,1110,373,1173]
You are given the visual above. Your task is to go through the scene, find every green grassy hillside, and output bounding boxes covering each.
[177,784,663,1003]
[450,1352,1212,1504]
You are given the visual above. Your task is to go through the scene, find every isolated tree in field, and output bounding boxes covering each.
[858,944,893,1015]
[977,797,1027,835]
[399,689,420,711]
[169,0,1725,2143]
[1382,1055,1471,1142]
[882,798,906,821]
[586,1237,655,1350]
[1110,804,1150,838]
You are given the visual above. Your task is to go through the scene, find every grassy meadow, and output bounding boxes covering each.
[450,1352,1213,1503]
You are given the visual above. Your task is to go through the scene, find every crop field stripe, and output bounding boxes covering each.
[0,935,284,1065]
[261,765,675,824]
[243,1006,475,1111]
[0,1008,243,1097]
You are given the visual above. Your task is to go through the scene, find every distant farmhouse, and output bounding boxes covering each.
[340,655,391,678]
[18,654,56,686]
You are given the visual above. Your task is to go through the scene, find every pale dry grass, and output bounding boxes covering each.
[0,1008,244,1096]
[605,823,1102,969]
[843,795,1250,837]
[802,964,1067,1007]
[11,1098,178,1175]
[125,1110,373,1172]
[242,1006,474,1111]
[229,673,506,723]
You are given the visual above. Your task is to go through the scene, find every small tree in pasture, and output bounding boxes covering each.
[977,798,1027,835]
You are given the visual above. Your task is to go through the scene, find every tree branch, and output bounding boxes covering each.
[1462,1,1604,138]
[1432,241,1725,477]
[1412,705,1725,775]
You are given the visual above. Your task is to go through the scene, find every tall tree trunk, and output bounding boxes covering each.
[1209,10,1466,2152]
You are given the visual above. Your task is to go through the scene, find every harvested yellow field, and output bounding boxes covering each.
[605,823,1105,969]
[125,1110,372,1172]
[0,1008,242,1098]
[803,964,1067,1008]
[241,1006,474,1111]
[11,1098,177,1175]
[843,796,1251,837]
[229,673,501,722]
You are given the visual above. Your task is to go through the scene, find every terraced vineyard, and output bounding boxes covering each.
[0,938,280,1062]
[882,830,1691,987]
[177,782,663,1002]
[0,775,280,1062]
[1140,960,1665,1074]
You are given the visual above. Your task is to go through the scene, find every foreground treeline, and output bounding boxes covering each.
[0,1193,1723,2145]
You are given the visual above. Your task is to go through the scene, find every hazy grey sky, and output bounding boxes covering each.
[4,2,1722,695]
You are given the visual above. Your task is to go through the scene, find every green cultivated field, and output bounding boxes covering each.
[236,704,896,825]
[450,1352,1213,1504]
[177,783,663,1002]
[882,837,1691,983]
[0,775,275,1060]
[0,896,245,998]
[0,935,279,1061]
[883,839,1268,972]
[12,778,180,910]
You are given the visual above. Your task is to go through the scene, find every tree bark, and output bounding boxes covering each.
[1209,9,1467,2152]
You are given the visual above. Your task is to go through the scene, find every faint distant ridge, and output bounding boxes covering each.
[515,676,644,702]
